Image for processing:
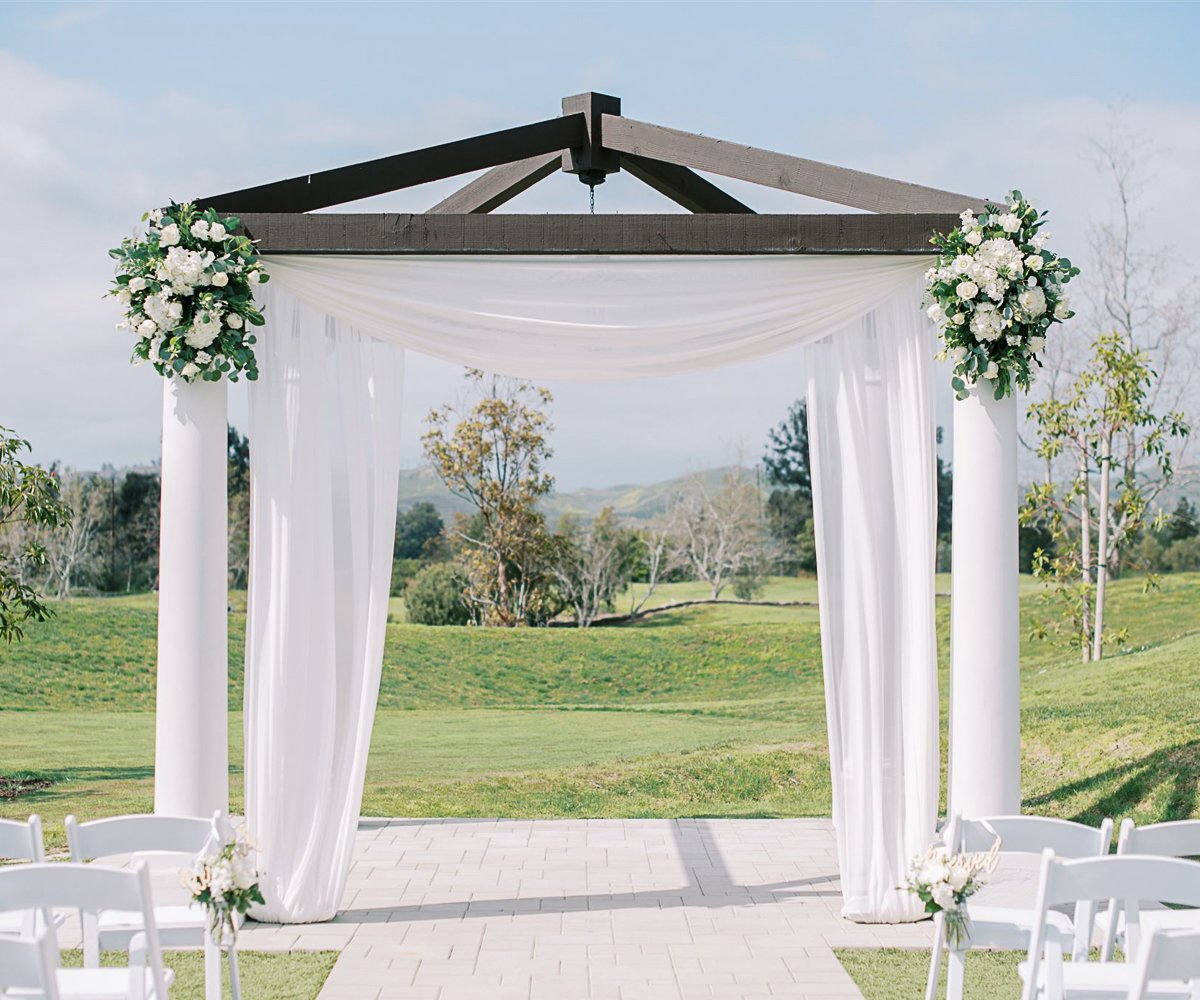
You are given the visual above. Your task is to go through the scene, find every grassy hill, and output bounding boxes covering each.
[397,463,741,524]
[2,574,1198,850]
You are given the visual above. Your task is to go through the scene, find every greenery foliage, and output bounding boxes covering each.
[405,562,471,626]
[0,426,72,641]
[394,501,446,560]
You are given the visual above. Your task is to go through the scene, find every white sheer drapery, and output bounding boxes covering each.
[804,283,938,922]
[246,255,938,923]
[245,289,404,923]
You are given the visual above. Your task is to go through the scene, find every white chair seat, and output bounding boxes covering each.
[8,966,176,999]
[967,905,1076,949]
[98,903,207,942]
[1093,906,1200,942]
[0,908,65,935]
[1019,959,1193,999]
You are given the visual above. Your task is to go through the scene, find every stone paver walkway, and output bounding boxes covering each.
[239,818,936,1000]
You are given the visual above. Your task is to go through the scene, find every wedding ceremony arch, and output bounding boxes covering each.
[149,92,1020,925]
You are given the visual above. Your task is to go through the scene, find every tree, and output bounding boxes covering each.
[40,471,105,598]
[0,426,72,642]
[394,502,445,560]
[763,401,816,575]
[228,425,251,589]
[670,469,770,600]
[422,369,557,626]
[405,562,471,626]
[1167,496,1198,543]
[1023,333,1188,660]
[551,508,637,627]
[627,512,681,615]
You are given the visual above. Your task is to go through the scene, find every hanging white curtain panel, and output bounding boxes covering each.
[246,255,938,923]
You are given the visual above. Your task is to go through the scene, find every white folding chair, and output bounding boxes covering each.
[926,813,1113,1000]
[66,812,235,1000]
[1127,929,1200,1000]
[0,927,62,1000]
[1020,853,1200,1000]
[1100,820,1200,960]
[0,862,172,999]
[0,814,60,939]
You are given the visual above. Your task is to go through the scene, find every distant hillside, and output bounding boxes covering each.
[397,465,750,524]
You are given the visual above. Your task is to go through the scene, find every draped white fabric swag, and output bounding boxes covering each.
[246,255,938,923]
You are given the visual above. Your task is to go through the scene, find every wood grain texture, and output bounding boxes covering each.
[428,153,562,214]
[241,212,952,254]
[200,115,587,213]
[601,115,986,214]
[621,154,754,214]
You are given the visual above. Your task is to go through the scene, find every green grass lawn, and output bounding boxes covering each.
[2,574,1199,855]
[837,949,1021,1000]
[59,950,338,1000]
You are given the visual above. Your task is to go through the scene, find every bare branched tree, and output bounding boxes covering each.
[669,469,769,600]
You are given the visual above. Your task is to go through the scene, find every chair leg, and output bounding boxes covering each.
[82,912,100,968]
[946,947,966,1000]
[227,944,242,1000]
[204,929,222,1000]
[925,914,945,1000]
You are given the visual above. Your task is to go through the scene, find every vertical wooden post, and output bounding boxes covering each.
[949,388,1021,818]
[154,378,229,817]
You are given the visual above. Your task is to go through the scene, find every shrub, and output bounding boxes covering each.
[405,563,470,626]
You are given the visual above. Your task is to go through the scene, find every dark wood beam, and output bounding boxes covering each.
[561,92,621,181]
[199,114,588,213]
[601,114,986,214]
[621,153,754,214]
[428,152,561,214]
[240,212,951,254]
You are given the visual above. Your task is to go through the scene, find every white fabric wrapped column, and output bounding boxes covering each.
[155,378,229,817]
[949,389,1020,817]
[804,285,938,922]
[245,288,405,923]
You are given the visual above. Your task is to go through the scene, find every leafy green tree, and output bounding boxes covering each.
[763,400,811,497]
[763,401,815,575]
[394,502,445,560]
[405,562,471,626]
[228,425,251,588]
[423,369,557,626]
[1167,496,1198,543]
[0,426,72,642]
[1023,332,1189,660]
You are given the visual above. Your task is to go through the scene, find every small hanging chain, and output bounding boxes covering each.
[588,182,596,215]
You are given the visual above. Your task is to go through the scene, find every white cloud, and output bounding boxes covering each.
[36,3,108,32]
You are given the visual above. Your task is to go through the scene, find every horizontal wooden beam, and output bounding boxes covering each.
[601,114,985,214]
[200,114,588,213]
[428,152,561,214]
[621,153,754,214]
[241,212,951,254]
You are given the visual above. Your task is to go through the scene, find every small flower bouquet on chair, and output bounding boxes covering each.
[905,844,997,948]
[183,817,264,947]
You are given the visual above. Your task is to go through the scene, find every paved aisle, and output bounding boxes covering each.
[240,818,934,1000]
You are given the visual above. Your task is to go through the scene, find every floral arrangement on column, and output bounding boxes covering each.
[925,191,1079,400]
[109,202,268,383]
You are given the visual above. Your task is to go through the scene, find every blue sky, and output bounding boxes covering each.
[2,2,1197,489]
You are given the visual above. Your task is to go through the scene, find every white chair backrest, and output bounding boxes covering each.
[66,811,218,864]
[0,862,169,999]
[1118,819,1200,860]
[1127,928,1200,1000]
[951,813,1113,858]
[0,927,61,999]
[1022,853,1200,1000]
[0,814,45,862]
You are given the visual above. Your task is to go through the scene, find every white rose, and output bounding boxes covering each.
[137,319,157,337]
[1030,336,1046,352]
[248,269,264,284]
[965,230,983,246]
[1018,287,1047,318]
[950,346,968,364]
[952,312,966,325]
[947,867,970,892]
[158,223,180,247]
[180,362,201,380]
[953,254,973,274]
[1055,297,1071,319]
[128,276,148,292]
[932,884,958,910]
[1025,254,1043,272]
[998,213,1021,234]
[116,289,132,306]
[926,303,946,324]
[211,271,229,287]
[983,361,999,380]
[226,312,244,329]
[149,208,164,223]
[190,220,210,240]
[208,222,227,241]
[1031,233,1048,250]
[956,280,979,300]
